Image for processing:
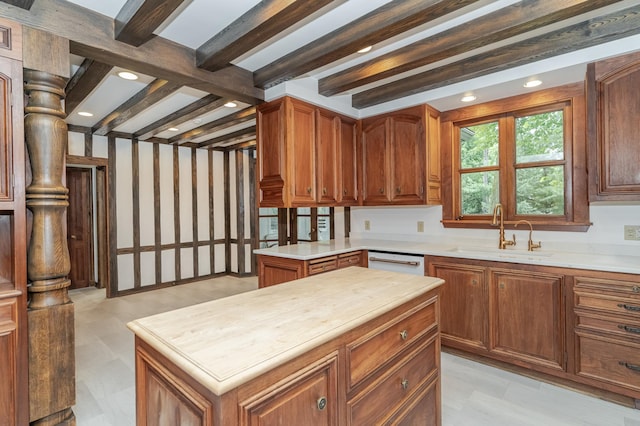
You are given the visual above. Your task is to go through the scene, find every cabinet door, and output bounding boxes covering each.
[490,270,565,371]
[316,109,338,204]
[257,99,286,207]
[338,116,358,205]
[425,105,441,204]
[288,98,316,206]
[588,52,640,201]
[389,112,425,204]
[257,255,304,288]
[430,261,487,351]
[241,354,338,426]
[0,63,12,202]
[361,117,389,204]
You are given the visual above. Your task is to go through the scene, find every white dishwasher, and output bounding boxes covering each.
[367,250,425,276]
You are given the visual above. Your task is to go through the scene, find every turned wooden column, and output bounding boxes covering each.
[25,69,76,425]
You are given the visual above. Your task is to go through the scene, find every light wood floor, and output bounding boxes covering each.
[70,277,640,426]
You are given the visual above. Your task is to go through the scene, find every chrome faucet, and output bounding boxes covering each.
[515,220,542,251]
[491,203,515,249]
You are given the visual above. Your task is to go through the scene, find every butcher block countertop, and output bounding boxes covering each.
[127,267,444,396]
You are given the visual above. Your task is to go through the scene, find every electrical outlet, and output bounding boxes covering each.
[364,220,370,231]
[624,225,640,241]
[417,221,424,233]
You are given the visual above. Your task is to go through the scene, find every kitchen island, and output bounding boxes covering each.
[128,267,444,425]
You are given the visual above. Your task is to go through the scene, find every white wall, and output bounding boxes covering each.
[350,204,640,256]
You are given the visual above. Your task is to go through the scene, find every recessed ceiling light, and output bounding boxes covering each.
[357,46,373,54]
[524,79,542,88]
[224,101,237,108]
[78,111,93,117]
[168,127,180,132]
[118,71,138,80]
[192,118,202,125]
[461,94,477,103]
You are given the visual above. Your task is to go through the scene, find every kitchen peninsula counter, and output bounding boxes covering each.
[254,237,640,275]
[128,267,444,425]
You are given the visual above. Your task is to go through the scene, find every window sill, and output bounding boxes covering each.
[441,219,591,232]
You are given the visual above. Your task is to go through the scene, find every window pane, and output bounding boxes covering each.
[317,207,330,215]
[460,121,499,169]
[516,166,564,215]
[297,207,311,215]
[259,216,279,248]
[515,111,564,163]
[461,171,499,215]
[317,216,330,241]
[259,207,279,215]
[297,215,311,241]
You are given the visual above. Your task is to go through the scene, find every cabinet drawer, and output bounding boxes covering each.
[575,291,640,317]
[575,276,640,298]
[337,252,361,268]
[576,312,640,341]
[308,257,337,275]
[347,297,437,387]
[577,333,640,392]
[348,336,437,426]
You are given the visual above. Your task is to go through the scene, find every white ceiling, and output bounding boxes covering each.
[62,0,640,144]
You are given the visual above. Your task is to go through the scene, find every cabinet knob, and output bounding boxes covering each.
[396,186,401,194]
[343,188,348,195]
[619,361,640,373]
[379,187,384,194]
[471,279,478,285]
[323,187,327,195]
[317,396,327,410]
[401,379,409,391]
[70,235,77,240]
[618,324,640,335]
[307,187,312,194]
[399,329,408,340]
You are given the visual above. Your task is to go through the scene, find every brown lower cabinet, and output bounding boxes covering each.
[257,251,365,288]
[133,284,441,425]
[427,255,640,404]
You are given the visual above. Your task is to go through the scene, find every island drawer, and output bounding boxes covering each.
[347,335,437,425]
[576,332,640,392]
[574,290,640,317]
[346,296,437,388]
[307,256,337,275]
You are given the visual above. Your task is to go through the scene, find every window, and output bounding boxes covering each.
[259,207,340,246]
[442,85,589,231]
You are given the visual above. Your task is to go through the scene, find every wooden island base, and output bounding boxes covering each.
[128,267,443,425]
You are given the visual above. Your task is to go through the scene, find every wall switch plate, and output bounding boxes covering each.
[624,225,640,241]
[417,221,424,233]
[364,220,370,231]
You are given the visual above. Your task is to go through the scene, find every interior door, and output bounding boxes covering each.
[66,166,94,289]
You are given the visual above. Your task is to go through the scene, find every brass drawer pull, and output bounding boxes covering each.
[618,324,640,334]
[399,330,408,340]
[618,303,640,312]
[317,396,327,410]
[401,379,409,390]
[619,361,640,373]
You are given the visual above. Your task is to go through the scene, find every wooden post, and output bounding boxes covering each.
[24,69,76,425]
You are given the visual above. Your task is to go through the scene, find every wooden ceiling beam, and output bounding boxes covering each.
[196,0,343,72]
[92,78,182,136]
[114,0,186,47]
[199,127,256,149]
[319,0,625,96]
[133,94,227,140]
[0,0,262,104]
[65,58,112,115]
[0,0,35,10]
[353,5,640,108]
[220,140,257,152]
[253,0,481,89]
[169,106,256,145]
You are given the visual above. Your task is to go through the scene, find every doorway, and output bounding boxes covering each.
[65,156,110,292]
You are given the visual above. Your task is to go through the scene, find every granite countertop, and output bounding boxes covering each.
[127,267,444,396]
[254,238,640,275]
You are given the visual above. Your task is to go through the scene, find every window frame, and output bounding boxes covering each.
[441,84,590,231]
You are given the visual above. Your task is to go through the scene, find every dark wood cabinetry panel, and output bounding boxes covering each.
[429,261,487,351]
[587,51,640,201]
[316,109,338,204]
[338,116,358,205]
[389,111,425,204]
[490,269,565,371]
[288,98,316,206]
[361,117,389,204]
[0,69,11,202]
[257,98,286,207]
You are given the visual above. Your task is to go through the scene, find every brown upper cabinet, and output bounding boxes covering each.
[361,104,441,206]
[587,51,640,201]
[257,96,358,207]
